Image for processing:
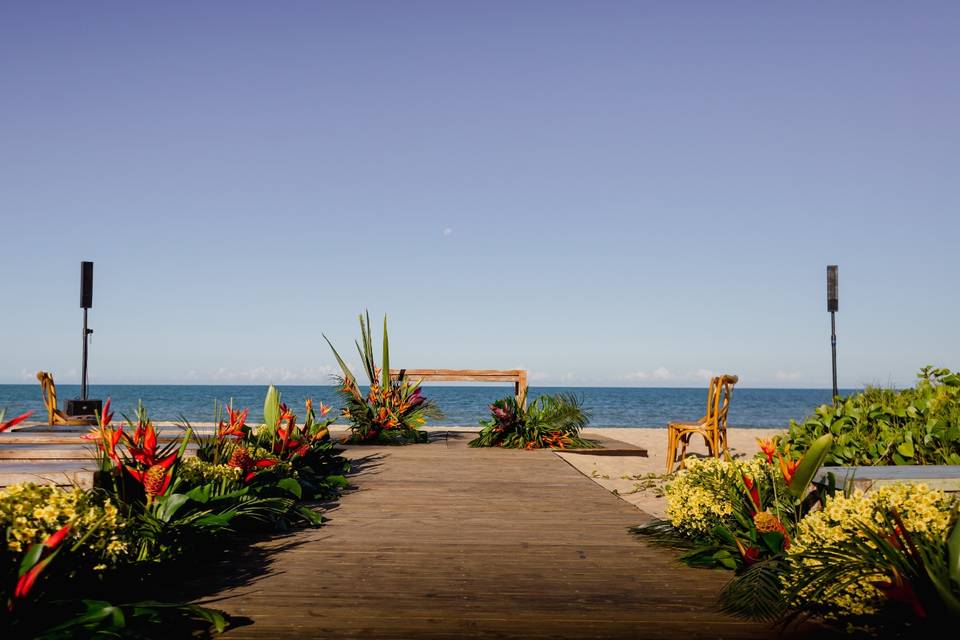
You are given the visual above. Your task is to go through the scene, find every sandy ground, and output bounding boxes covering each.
[558,427,786,519]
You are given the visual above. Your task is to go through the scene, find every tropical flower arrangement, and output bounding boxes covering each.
[784,483,957,625]
[635,432,960,632]
[325,311,441,444]
[638,434,832,571]
[1,388,349,638]
[468,388,594,449]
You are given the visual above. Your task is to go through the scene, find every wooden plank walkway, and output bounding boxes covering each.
[177,432,820,639]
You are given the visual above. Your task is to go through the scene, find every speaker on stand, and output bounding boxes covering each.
[66,261,102,418]
[827,265,839,402]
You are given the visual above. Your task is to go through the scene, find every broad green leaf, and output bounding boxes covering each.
[759,532,786,554]
[297,505,324,525]
[185,485,212,503]
[19,542,45,575]
[713,550,738,570]
[323,474,349,488]
[263,384,281,430]
[156,493,190,522]
[381,314,390,389]
[896,441,915,458]
[277,477,302,499]
[949,513,960,583]
[788,433,833,499]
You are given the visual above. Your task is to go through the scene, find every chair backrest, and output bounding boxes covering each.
[705,375,738,429]
[37,371,59,424]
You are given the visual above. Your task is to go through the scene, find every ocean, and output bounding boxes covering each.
[0,384,849,428]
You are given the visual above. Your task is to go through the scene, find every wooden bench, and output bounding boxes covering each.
[389,369,527,406]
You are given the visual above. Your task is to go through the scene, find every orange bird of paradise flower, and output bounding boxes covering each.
[778,454,801,485]
[756,438,777,464]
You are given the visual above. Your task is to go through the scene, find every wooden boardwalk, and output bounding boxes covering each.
[178,432,819,639]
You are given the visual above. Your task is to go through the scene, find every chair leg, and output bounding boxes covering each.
[666,427,676,473]
[676,432,690,470]
[719,428,729,460]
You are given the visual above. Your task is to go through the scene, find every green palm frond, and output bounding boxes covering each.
[630,518,700,550]
[719,559,788,622]
[526,393,589,433]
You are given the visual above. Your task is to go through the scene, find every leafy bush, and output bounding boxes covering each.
[779,366,960,465]
[468,390,593,449]
[325,312,441,444]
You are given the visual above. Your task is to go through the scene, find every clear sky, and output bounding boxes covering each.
[1,2,957,388]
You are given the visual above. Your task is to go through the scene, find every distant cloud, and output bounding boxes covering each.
[624,367,721,384]
[441,227,454,237]
[652,367,674,380]
[529,370,576,383]
[774,370,802,381]
[206,365,337,384]
[625,367,675,381]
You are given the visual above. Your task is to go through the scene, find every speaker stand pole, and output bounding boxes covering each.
[81,307,89,401]
[830,310,838,402]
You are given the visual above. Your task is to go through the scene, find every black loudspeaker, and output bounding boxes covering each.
[81,261,94,309]
[66,398,102,417]
[827,265,838,312]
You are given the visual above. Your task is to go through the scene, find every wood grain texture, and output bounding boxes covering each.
[170,432,825,639]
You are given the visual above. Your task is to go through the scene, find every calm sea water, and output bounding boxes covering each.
[0,384,851,428]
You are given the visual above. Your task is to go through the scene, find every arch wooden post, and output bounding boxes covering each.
[389,369,528,408]
[515,370,527,407]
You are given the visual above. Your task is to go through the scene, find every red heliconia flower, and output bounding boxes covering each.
[756,438,777,464]
[290,443,311,459]
[129,422,160,466]
[13,524,71,600]
[99,397,114,428]
[277,403,294,426]
[0,410,34,433]
[218,406,249,439]
[742,474,762,514]
[244,459,278,483]
[742,546,762,566]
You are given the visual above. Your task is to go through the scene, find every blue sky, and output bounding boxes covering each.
[1,2,957,388]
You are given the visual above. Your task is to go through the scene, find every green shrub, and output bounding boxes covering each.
[779,367,960,466]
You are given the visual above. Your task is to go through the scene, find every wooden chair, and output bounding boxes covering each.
[666,374,738,473]
[36,371,96,426]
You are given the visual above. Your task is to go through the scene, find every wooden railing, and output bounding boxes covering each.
[389,369,527,406]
